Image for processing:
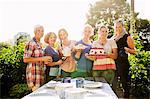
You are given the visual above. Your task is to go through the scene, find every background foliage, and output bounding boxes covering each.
[87,0,150,97]
[0,0,150,98]
[0,32,30,98]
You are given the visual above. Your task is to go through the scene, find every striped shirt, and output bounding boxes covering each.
[92,39,117,70]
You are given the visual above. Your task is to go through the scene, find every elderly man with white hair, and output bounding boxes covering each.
[24,25,52,91]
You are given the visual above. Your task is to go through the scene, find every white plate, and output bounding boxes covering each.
[84,82,103,89]
[45,83,58,89]
[74,44,86,50]
[55,83,73,90]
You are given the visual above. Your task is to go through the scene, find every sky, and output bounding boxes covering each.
[0,0,150,42]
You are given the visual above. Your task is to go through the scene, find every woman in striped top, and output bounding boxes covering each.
[85,26,118,84]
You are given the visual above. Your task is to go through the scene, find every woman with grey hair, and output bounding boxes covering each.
[24,25,52,91]
[112,20,136,98]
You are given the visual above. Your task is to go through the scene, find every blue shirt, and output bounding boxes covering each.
[44,46,60,76]
[74,40,93,72]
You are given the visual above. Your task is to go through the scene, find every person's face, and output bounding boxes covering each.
[83,27,93,39]
[58,31,68,41]
[35,27,44,40]
[115,23,123,34]
[48,34,57,45]
[99,27,108,39]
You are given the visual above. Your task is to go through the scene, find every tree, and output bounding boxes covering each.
[86,0,130,38]
[86,0,150,97]
[14,32,31,45]
[135,18,150,51]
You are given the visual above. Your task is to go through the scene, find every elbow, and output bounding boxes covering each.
[114,54,118,59]
[113,56,117,60]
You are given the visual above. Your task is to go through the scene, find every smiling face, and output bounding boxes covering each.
[83,26,93,39]
[34,26,44,41]
[98,26,108,39]
[114,22,123,35]
[48,33,57,46]
[58,30,68,41]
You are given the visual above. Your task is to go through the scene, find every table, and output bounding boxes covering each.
[22,78,118,99]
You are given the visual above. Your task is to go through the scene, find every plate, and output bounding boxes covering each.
[74,44,86,50]
[45,83,57,89]
[84,82,103,89]
[45,81,60,89]
[55,83,73,90]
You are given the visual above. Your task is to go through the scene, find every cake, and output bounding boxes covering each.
[89,48,105,55]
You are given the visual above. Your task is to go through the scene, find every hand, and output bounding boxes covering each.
[57,60,63,65]
[76,48,82,52]
[124,47,129,53]
[85,53,89,58]
[42,56,52,63]
[85,53,96,61]
[32,86,38,92]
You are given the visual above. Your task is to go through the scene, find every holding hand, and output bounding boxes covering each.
[85,53,96,61]
[42,56,52,63]
[57,60,63,65]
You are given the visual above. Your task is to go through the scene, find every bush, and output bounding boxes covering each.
[9,83,31,98]
[129,51,150,97]
[0,43,27,98]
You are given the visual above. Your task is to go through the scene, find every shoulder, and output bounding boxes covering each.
[108,39,117,48]
[124,33,130,38]
[127,35,134,42]
[75,40,82,45]
[26,39,36,45]
[108,39,116,43]
[44,46,51,52]
[24,39,36,50]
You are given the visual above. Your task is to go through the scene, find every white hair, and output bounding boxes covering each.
[34,25,44,33]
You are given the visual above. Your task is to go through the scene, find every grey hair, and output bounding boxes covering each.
[34,25,44,33]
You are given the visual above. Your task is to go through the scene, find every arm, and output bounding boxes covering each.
[24,56,52,63]
[106,48,118,59]
[125,36,136,54]
[74,49,82,59]
[47,59,63,66]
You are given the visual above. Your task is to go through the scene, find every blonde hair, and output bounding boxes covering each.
[114,19,124,27]
[83,24,94,36]
[44,32,57,44]
[34,25,44,33]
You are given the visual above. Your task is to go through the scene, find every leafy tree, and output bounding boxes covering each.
[135,18,150,33]
[14,32,31,45]
[0,42,10,52]
[86,0,130,38]
[86,0,150,97]
[135,18,150,51]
